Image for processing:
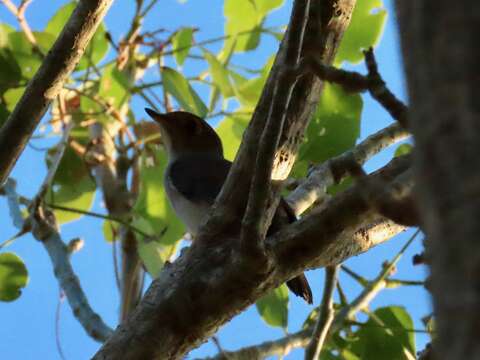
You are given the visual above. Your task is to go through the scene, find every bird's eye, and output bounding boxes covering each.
[185,119,200,135]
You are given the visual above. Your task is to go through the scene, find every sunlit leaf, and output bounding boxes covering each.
[45,2,76,35]
[162,66,207,117]
[98,63,130,109]
[203,49,234,98]
[102,220,118,243]
[0,23,14,47]
[46,147,96,224]
[394,143,413,157]
[133,148,185,245]
[138,241,177,278]
[216,110,251,161]
[224,0,261,52]
[7,32,42,79]
[335,0,387,65]
[0,252,28,302]
[3,87,24,112]
[348,306,416,359]
[293,83,362,177]
[172,27,194,66]
[256,284,289,329]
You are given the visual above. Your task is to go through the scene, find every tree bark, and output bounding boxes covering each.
[395,1,480,358]
[93,1,362,358]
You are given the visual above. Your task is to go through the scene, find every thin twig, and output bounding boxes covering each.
[307,48,409,128]
[304,265,339,360]
[1,0,37,46]
[45,203,155,239]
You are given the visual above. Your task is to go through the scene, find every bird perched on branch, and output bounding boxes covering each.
[145,108,313,304]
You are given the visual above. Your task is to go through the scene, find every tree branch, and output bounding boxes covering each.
[287,122,409,215]
[199,232,416,360]
[306,48,409,128]
[0,0,114,185]
[2,179,113,341]
[92,154,409,359]
[241,0,310,260]
[304,265,338,360]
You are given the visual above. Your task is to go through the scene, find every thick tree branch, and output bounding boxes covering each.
[395,1,480,358]
[0,0,114,185]
[205,0,356,239]
[92,155,409,360]
[241,0,310,258]
[200,233,415,360]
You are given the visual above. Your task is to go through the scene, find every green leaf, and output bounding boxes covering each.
[98,63,130,109]
[232,55,274,107]
[0,252,28,302]
[7,32,42,79]
[172,27,194,66]
[349,306,416,359]
[223,0,283,52]
[0,33,22,91]
[133,148,185,245]
[255,0,284,14]
[45,2,76,35]
[161,66,207,117]
[224,0,261,52]
[203,49,234,98]
[102,220,118,243]
[0,23,15,48]
[256,284,289,329]
[137,241,177,278]
[46,147,96,224]
[216,110,251,160]
[293,83,362,177]
[3,87,24,112]
[394,143,413,157]
[335,0,387,65]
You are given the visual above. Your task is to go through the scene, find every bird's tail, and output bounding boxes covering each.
[287,273,313,304]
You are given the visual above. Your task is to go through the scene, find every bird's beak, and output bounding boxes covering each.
[145,108,166,124]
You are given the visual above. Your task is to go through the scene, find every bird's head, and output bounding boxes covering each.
[145,109,223,160]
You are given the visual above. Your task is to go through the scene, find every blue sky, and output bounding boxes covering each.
[0,1,429,359]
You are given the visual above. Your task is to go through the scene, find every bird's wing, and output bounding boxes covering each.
[169,157,232,205]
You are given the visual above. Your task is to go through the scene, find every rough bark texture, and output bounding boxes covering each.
[91,156,410,360]
[93,1,360,359]
[0,0,114,185]
[395,1,480,358]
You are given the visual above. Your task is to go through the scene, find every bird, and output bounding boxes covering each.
[145,108,313,304]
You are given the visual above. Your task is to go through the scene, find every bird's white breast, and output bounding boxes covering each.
[164,169,210,237]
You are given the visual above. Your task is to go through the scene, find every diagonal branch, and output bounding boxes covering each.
[287,122,409,215]
[2,178,113,341]
[241,0,310,258]
[0,0,114,185]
